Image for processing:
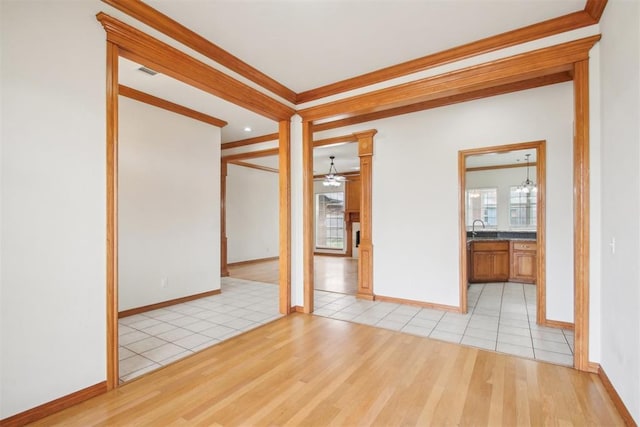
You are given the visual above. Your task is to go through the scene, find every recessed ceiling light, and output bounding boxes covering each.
[243,126,252,132]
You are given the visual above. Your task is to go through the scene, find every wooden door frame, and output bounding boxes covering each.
[103,34,292,390]
[106,41,119,390]
[458,58,591,371]
[302,128,377,313]
[458,140,547,324]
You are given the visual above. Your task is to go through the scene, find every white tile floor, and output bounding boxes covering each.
[314,282,574,367]
[118,277,282,383]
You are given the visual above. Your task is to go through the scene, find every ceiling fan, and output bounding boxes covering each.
[314,156,348,186]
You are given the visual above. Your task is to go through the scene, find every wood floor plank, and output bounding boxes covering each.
[228,255,358,295]
[34,314,625,426]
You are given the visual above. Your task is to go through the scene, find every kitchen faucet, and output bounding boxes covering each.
[472,219,486,238]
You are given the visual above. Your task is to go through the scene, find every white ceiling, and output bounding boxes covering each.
[146,0,584,93]
[116,1,586,144]
[119,57,278,143]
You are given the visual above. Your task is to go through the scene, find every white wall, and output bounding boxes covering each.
[599,0,640,422]
[316,83,574,322]
[118,98,221,311]
[0,0,106,418]
[466,167,537,231]
[226,164,278,264]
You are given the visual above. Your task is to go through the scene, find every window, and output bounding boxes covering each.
[466,188,497,228]
[509,186,537,228]
[315,192,345,249]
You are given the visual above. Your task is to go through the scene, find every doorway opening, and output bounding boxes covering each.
[312,143,360,296]
[459,141,575,366]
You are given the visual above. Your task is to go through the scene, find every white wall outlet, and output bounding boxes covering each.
[161,277,168,288]
[609,237,616,254]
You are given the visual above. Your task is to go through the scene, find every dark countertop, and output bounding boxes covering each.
[467,237,537,242]
[466,231,537,242]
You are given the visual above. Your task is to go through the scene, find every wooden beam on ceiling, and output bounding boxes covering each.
[584,0,608,21]
[96,13,295,122]
[313,135,358,147]
[296,10,598,104]
[228,160,279,174]
[119,85,227,127]
[311,72,572,132]
[221,147,279,162]
[299,35,600,123]
[221,133,279,150]
[466,162,537,172]
[102,0,297,104]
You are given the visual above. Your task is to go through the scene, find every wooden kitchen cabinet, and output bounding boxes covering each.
[468,240,509,283]
[345,175,361,222]
[510,241,537,283]
[345,175,361,213]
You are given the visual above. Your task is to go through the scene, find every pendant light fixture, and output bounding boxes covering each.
[517,153,537,193]
[323,156,345,187]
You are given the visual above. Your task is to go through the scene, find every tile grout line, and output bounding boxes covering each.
[521,282,538,359]
[459,283,481,347]
[495,282,506,351]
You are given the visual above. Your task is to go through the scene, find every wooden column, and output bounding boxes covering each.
[573,59,590,371]
[278,120,291,314]
[354,130,377,300]
[302,121,315,313]
[106,40,119,390]
[220,161,229,277]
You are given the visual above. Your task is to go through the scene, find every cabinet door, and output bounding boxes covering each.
[472,252,495,281]
[511,251,536,283]
[493,251,510,281]
[346,176,361,213]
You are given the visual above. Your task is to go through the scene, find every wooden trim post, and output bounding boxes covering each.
[354,130,377,300]
[221,161,229,277]
[106,41,119,390]
[279,120,291,314]
[573,59,590,371]
[302,121,314,313]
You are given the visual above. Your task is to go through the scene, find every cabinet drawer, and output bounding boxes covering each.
[471,241,509,252]
[512,241,536,251]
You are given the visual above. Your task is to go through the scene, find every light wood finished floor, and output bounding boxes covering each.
[36,315,623,426]
[314,255,357,294]
[227,258,280,284]
[228,255,358,294]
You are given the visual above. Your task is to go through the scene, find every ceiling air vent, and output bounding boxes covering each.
[137,66,158,76]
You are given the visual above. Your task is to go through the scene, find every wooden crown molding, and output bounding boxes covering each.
[584,0,608,22]
[313,170,360,179]
[298,35,600,123]
[312,72,572,132]
[96,13,295,122]
[221,147,278,162]
[102,0,297,104]
[313,134,358,147]
[103,0,605,106]
[296,10,598,103]
[222,133,279,150]
[119,85,227,127]
[466,162,537,172]
[229,160,279,174]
